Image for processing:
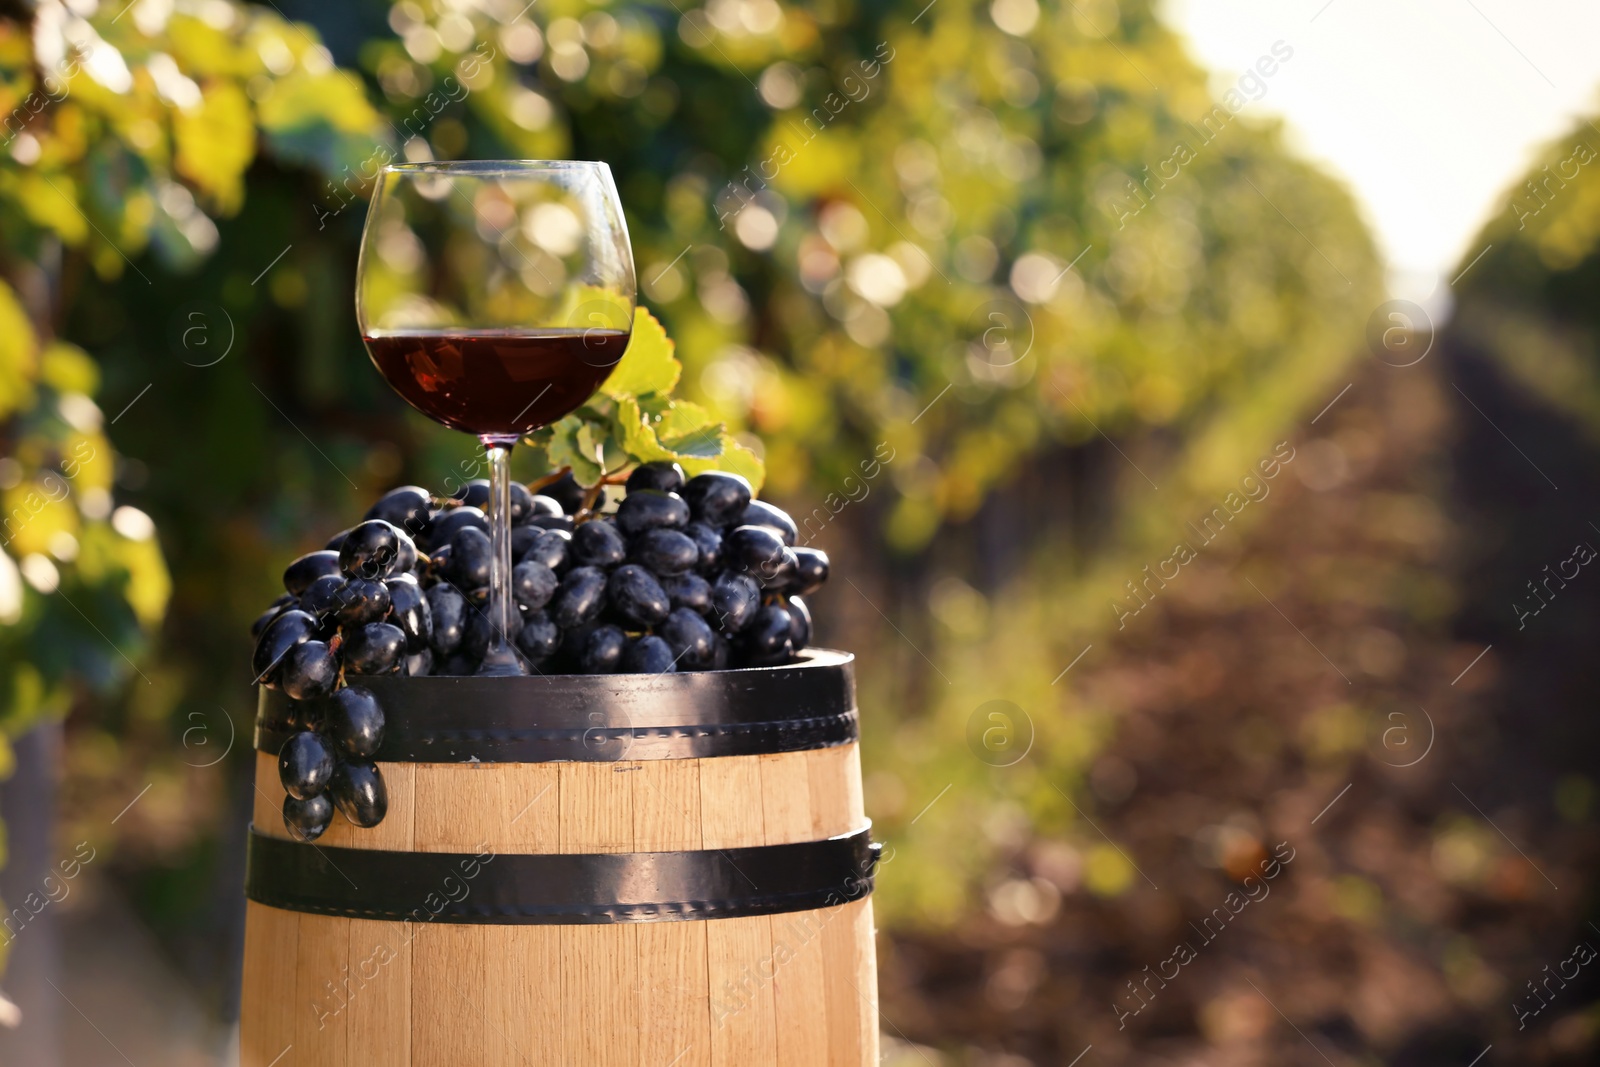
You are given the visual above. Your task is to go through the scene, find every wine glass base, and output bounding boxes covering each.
[474,645,530,677]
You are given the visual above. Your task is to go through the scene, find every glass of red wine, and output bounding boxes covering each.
[356,161,635,675]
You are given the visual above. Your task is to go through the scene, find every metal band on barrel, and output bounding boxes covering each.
[254,648,858,763]
[244,826,880,924]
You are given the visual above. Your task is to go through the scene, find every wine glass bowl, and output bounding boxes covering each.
[357,161,636,675]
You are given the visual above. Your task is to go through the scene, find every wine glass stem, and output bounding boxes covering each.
[480,438,524,674]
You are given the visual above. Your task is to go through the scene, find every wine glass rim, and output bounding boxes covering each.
[380,159,611,176]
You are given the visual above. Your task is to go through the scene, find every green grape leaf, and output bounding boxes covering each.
[613,397,766,491]
[543,414,604,485]
[599,306,680,400]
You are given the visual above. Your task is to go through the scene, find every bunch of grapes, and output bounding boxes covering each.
[251,466,830,833]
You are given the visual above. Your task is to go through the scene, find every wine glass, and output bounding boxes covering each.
[356,161,636,675]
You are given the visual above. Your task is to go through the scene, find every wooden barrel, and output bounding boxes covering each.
[238,650,879,1066]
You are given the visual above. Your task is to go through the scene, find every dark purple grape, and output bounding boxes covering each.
[283,793,334,841]
[711,634,733,670]
[426,585,467,655]
[512,561,558,613]
[630,528,698,575]
[284,550,341,596]
[331,761,388,828]
[252,594,297,638]
[326,685,385,758]
[343,622,405,675]
[710,573,761,634]
[386,577,432,652]
[511,524,540,561]
[336,577,392,627]
[254,609,318,685]
[453,479,491,509]
[558,622,599,668]
[624,634,677,673]
[785,595,812,650]
[571,519,626,568]
[616,490,690,537]
[683,472,752,527]
[299,574,347,619]
[514,612,560,665]
[281,640,339,701]
[427,542,454,578]
[737,500,798,546]
[607,565,671,628]
[520,527,570,572]
[579,624,627,673]
[723,525,787,578]
[790,547,829,595]
[460,609,492,661]
[553,566,608,627]
[366,485,433,535]
[661,572,712,614]
[431,505,488,545]
[661,607,716,669]
[530,514,576,532]
[324,528,353,551]
[404,648,434,676]
[340,520,403,580]
[741,605,794,666]
[684,522,723,574]
[279,729,336,799]
[438,654,477,676]
[758,547,798,591]
[543,472,587,515]
[529,493,564,518]
[449,526,493,589]
[626,461,686,494]
[507,481,535,524]
[392,529,419,574]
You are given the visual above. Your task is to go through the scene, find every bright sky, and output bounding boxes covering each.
[1162,0,1600,303]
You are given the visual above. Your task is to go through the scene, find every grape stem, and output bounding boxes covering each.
[574,467,633,524]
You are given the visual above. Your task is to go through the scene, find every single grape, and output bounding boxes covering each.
[325,685,385,758]
[553,566,608,627]
[453,479,492,510]
[529,493,564,518]
[252,594,297,639]
[606,564,671,628]
[511,524,539,562]
[520,527,570,572]
[253,610,318,685]
[298,575,346,619]
[624,634,677,673]
[283,550,341,597]
[579,624,627,674]
[661,572,712,614]
[449,526,493,590]
[283,793,334,842]
[629,528,698,575]
[626,461,686,494]
[723,525,787,578]
[571,519,626,568]
[616,489,690,537]
[385,577,432,652]
[711,634,733,670]
[331,761,388,828]
[514,612,560,666]
[684,522,723,574]
[343,622,406,675]
[709,572,762,634]
[366,485,432,535]
[511,560,558,613]
[391,530,419,575]
[790,547,829,595]
[737,500,799,546]
[430,505,489,545]
[758,547,798,591]
[281,640,340,701]
[741,605,795,666]
[279,729,336,799]
[340,520,403,580]
[661,607,716,669]
[460,609,492,662]
[427,542,454,580]
[785,595,812,650]
[426,585,467,655]
[682,471,752,527]
[404,648,434,677]
[336,577,392,628]
[507,481,536,524]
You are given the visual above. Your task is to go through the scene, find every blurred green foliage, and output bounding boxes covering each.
[0,0,1386,963]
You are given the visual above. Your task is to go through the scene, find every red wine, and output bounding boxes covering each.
[364,328,630,437]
